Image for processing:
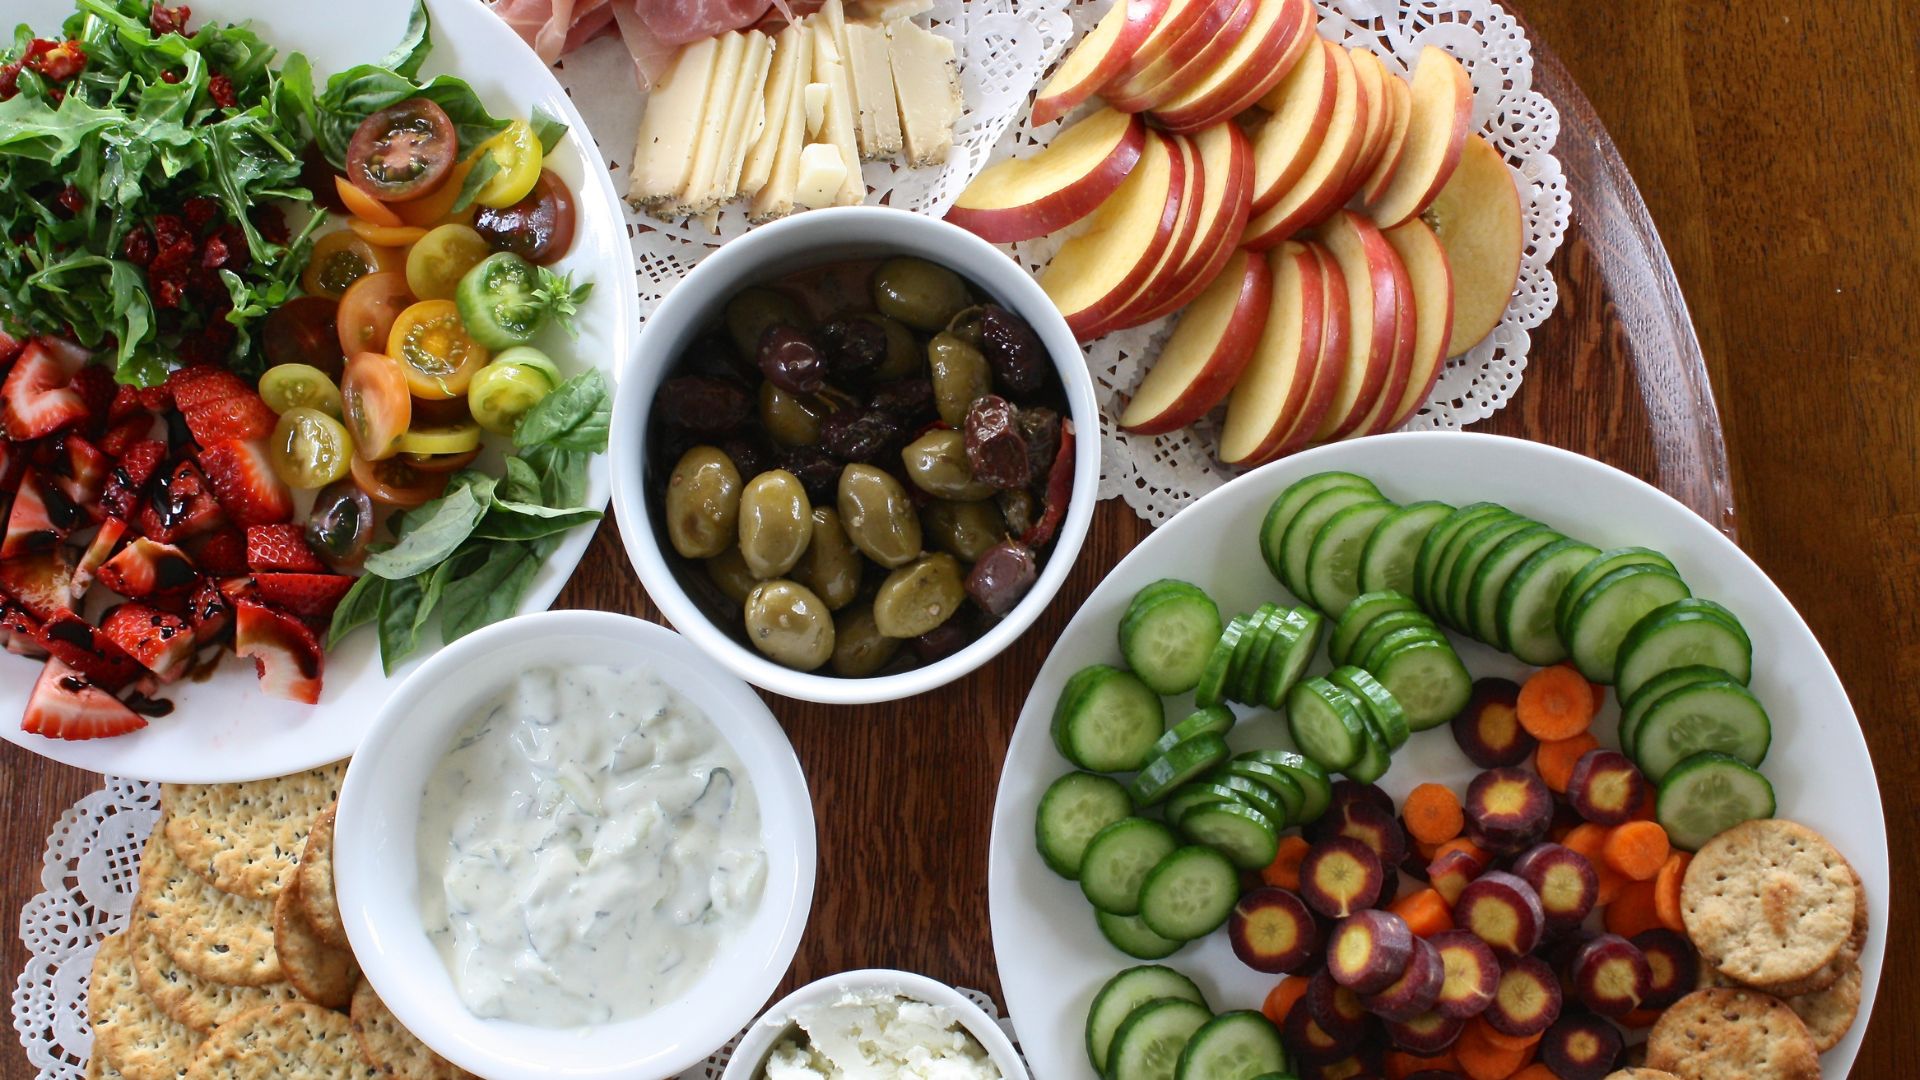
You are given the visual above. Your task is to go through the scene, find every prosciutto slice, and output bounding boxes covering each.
[493,0,826,88]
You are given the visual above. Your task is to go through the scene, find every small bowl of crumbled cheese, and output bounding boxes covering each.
[723,969,1029,1080]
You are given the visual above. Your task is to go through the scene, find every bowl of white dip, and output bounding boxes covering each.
[335,610,817,1079]
[722,969,1029,1080]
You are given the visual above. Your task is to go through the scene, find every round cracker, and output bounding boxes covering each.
[88,1052,127,1079]
[162,763,346,900]
[184,1001,371,1080]
[1757,863,1868,997]
[1681,819,1856,989]
[1645,988,1821,1080]
[294,805,348,949]
[1605,1072,1681,1080]
[137,827,282,987]
[348,980,475,1079]
[273,877,358,1009]
[129,899,300,1033]
[1782,961,1862,1053]
[88,931,204,1080]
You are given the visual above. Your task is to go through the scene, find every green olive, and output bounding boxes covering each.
[928,331,992,427]
[793,507,862,610]
[921,499,1008,563]
[872,553,966,638]
[872,257,971,332]
[738,469,813,579]
[854,313,923,380]
[902,429,994,501]
[760,381,826,447]
[704,547,757,606]
[836,464,923,569]
[743,579,835,671]
[998,488,1036,539]
[726,286,806,357]
[830,603,901,677]
[664,446,741,559]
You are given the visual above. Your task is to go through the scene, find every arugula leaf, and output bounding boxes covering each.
[0,94,126,160]
[514,370,610,452]
[361,473,493,579]
[530,106,568,155]
[328,573,387,649]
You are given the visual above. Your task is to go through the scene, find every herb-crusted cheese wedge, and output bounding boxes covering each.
[808,17,867,206]
[663,30,747,220]
[846,21,903,161]
[750,29,814,222]
[628,36,721,209]
[743,24,806,200]
[888,19,960,168]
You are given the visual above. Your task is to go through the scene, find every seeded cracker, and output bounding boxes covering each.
[1680,818,1856,990]
[1602,1071,1680,1080]
[295,805,349,948]
[1646,987,1821,1079]
[184,1000,371,1080]
[273,877,359,1008]
[129,898,300,1032]
[137,827,283,986]
[88,932,204,1080]
[349,980,476,1079]
[162,762,346,900]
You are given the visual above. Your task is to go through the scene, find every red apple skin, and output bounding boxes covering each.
[1098,132,1208,335]
[1256,241,1348,462]
[1308,210,1400,444]
[1030,0,1174,127]
[1104,0,1233,96]
[1353,231,1418,437]
[945,112,1147,244]
[1122,250,1274,435]
[1151,0,1313,134]
[1219,243,1322,464]
[1250,39,1338,212]
[1105,0,1256,113]
[1242,42,1370,250]
[1133,123,1254,326]
[1367,45,1475,228]
[1042,134,1187,341]
[1381,217,1455,431]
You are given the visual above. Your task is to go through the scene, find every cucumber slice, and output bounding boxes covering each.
[1194,616,1248,708]
[1109,999,1214,1080]
[1371,638,1473,731]
[1632,680,1771,782]
[1139,846,1241,940]
[1129,734,1233,807]
[1081,817,1180,916]
[1035,771,1134,879]
[1433,511,1524,629]
[1447,519,1545,636]
[1656,751,1776,851]
[1555,547,1680,636]
[1223,761,1307,822]
[1497,538,1602,663]
[1466,527,1563,646]
[1250,607,1298,708]
[1222,612,1266,705]
[1259,607,1324,709]
[1620,665,1730,758]
[1341,693,1394,784]
[1280,490,1388,603]
[1562,565,1693,683]
[1235,749,1331,823]
[1346,610,1439,673]
[1358,501,1455,599]
[1328,666,1410,749]
[1260,472,1382,582]
[1164,784,1241,826]
[1285,677,1367,772]
[1086,966,1208,1074]
[1177,801,1281,869]
[1614,600,1754,701]
[1151,706,1238,757]
[1096,909,1186,960]
[1359,624,1450,674]
[1233,604,1281,705]
[1122,585,1226,695]
[1176,1011,1289,1080]
[1305,500,1399,616]
[1053,665,1167,772]
[1331,590,1420,666]
[1415,503,1506,610]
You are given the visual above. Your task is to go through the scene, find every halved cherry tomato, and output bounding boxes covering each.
[268,407,353,490]
[473,119,543,209]
[405,224,492,301]
[302,144,350,214]
[259,363,344,418]
[396,421,481,456]
[409,394,476,427]
[340,352,413,461]
[396,159,476,229]
[387,300,490,399]
[346,98,457,203]
[398,447,481,473]
[350,453,450,508]
[347,219,428,248]
[307,480,375,563]
[262,296,345,379]
[334,175,404,227]
[468,356,554,435]
[336,272,414,357]
[474,168,576,266]
[302,231,401,299]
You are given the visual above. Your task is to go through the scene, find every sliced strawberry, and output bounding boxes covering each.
[182,393,277,444]
[245,524,326,573]
[98,602,195,681]
[0,330,21,367]
[0,548,76,621]
[45,433,112,506]
[35,610,143,690]
[68,365,115,433]
[0,601,45,657]
[97,537,197,598]
[186,576,233,643]
[185,527,249,576]
[218,574,258,605]
[253,573,355,619]
[165,364,242,413]
[234,598,323,704]
[34,336,93,369]
[0,343,87,440]
[136,458,226,542]
[70,516,129,597]
[100,414,158,457]
[198,439,291,526]
[2,469,83,559]
[100,440,165,522]
[20,657,147,740]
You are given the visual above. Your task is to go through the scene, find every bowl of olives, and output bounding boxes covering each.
[610,207,1099,704]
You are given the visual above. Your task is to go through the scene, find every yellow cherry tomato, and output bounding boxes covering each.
[395,420,482,456]
[466,356,555,435]
[405,224,493,301]
[386,299,490,399]
[473,120,543,210]
[258,363,344,419]
[267,407,353,490]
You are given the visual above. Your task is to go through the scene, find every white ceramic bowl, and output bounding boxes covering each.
[609,206,1101,705]
[334,610,817,1080]
[721,969,1031,1080]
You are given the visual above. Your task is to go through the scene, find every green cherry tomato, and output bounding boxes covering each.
[405,223,494,301]
[467,358,555,435]
[455,251,546,350]
[258,363,345,419]
[489,345,564,389]
[268,407,354,490]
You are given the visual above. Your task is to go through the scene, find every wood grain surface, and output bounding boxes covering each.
[6,3,1914,1076]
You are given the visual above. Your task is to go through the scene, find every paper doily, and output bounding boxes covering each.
[11,778,1028,1080]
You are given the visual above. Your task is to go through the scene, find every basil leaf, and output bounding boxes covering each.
[315,71,509,169]
[376,575,425,675]
[449,150,501,213]
[378,0,433,79]
[530,105,568,155]
[500,456,543,505]
[328,574,387,649]
[473,503,602,542]
[440,545,538,643]
[514,370,610,452]
[521,444,590,510]
[361,480,488,579]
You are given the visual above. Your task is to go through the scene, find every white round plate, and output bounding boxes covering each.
[0,0,635,782]
[988,432,1886,1078]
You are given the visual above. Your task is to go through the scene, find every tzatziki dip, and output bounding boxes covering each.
[416,663,767,1028]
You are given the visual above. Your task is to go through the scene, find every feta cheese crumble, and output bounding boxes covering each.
[760,991,1002,1080]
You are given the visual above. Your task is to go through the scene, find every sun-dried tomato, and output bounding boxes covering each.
[199,234,230,270]
[1021,418,1075,549]
[120,227,154,268]
[248,205,287,246]
[183,197,220,234]
[159,68,182,84]
[153,278,185,310]
[149,4,192,36]
[46,87,63,105]
[213,223,249,270]
[152,214,191,255]
[25,40,86,83]
[206,73,235,109]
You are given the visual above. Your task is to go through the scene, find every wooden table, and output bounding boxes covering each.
[6,3,1913,1076]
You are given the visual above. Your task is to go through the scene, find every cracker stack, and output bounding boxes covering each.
[84,763,474,1080]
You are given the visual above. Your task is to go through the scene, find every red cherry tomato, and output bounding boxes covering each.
[340,352,413,461]
[335,271,413,358]
[346,98,457,203]
[474,168,576,266]
[262,296,345,380]
[349,454,450,508]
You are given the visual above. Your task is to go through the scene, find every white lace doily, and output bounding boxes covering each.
[11,778,1028,1080]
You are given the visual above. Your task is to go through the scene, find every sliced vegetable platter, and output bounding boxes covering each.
[0,0,634,782]
[986,431,1887,1078]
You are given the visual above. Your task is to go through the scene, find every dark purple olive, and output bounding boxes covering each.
[781,445,842,504]
[306,481,375,564]
[968,304,1048,396]
[717,434,774,478]
[657,376,753,435]
[681,329,756,382]
[756,324,826,394]
[818,318,888,382]
[966,540,1037,616]
[910,618,976,663]
[964,395,1030,489]
[819,409,901,464]
[868,376,937,420]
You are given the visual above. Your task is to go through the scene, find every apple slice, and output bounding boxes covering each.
[1132,121,1254,324]
[1104,0,1254,113]
[1030,0,1173,126]
[1306,209,1401,442]
[1343,47,1391,188]
[1360,64,1414,205]
[1096,132,1207,335]
[1219,243,1325,463]
[1039,132,1183,340]
[1249,35,1336,212]
[1104,0,1234,99]
[1255,242,1350,461]
[1123,250,1273,435]
[1379,217,1455,429]
[1366,45,1473,227]
[1242,40,1368,249]
[1345,223,1417,437]
[1151,0,1312,133]
[946,108,1146,243]
[1425,133,1522,356]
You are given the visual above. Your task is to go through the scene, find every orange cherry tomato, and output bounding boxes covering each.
[335,272,414,358]
[349,454,451,508]
[386,299,490,399]
[301,231,402,299]
[346,218,428,248]
[334,175,404,227]
[396,158,476,229]
[397,447,482,473]
[340,352,413,461]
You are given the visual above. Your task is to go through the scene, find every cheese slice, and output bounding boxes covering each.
[820,0,858,149]
[850,0,934,21]
[804,82,829,138]
[887,19,960,168]
[743,24,804,198]
[809,18,867,206]
[845,22,902,161]
[794,143,848,209]
[714,31,774,211]
[751,30,814,222]
[628,37,720,208]
[665,30,748,219]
